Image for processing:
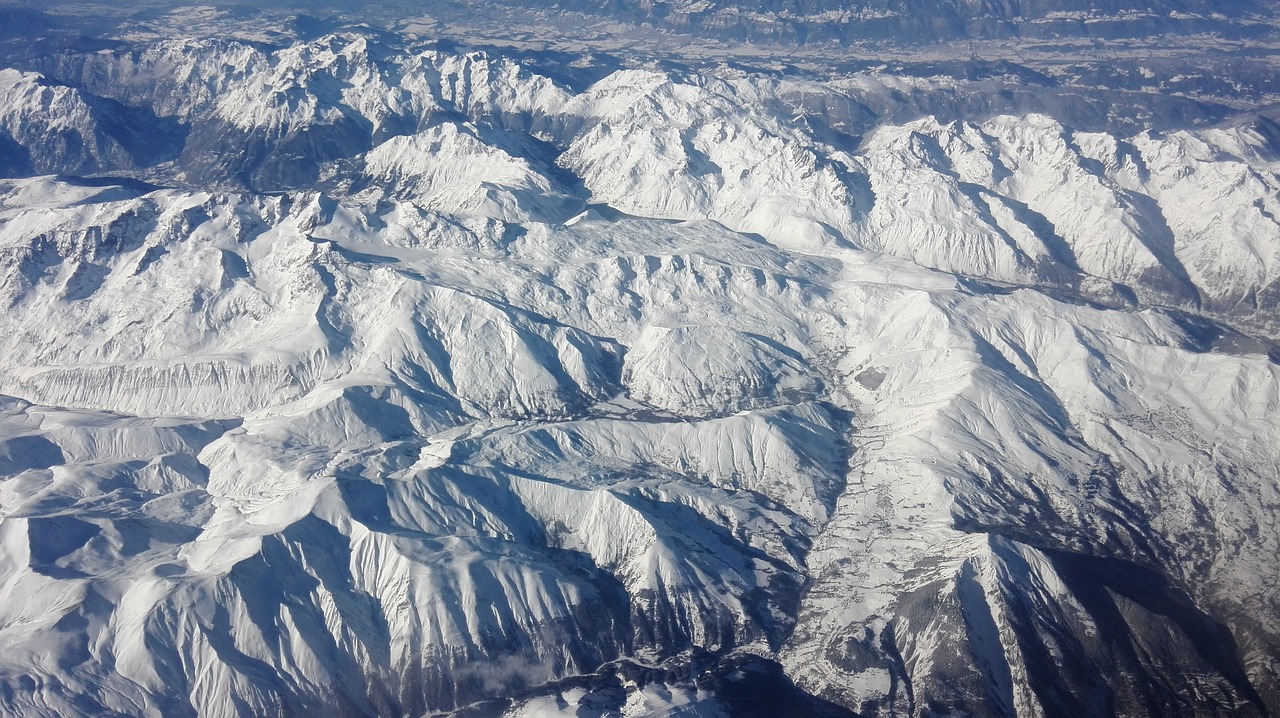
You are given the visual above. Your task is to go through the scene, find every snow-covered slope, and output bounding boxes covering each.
[855,114,1280,324]
[1,30,1279,718]
[22,34,1280,331]
[0,70,180,176]
[359,122,580,222]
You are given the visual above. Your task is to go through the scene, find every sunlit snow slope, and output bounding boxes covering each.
[0,32,1278,718]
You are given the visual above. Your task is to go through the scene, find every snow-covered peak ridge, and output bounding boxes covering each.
[8,35,1280,331]
[856,113,1280,331]
[0,180,623,420]
[9,35,578,193]
[1,163,1280,716]
[424,50,574,123]
[209,35,402,132]
[555,70,863,251]
[0,69,180,176]
[358,121,582,223]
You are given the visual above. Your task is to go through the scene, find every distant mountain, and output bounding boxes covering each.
[505,0,1279,42]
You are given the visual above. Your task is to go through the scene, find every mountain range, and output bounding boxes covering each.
[0,6,1278,717]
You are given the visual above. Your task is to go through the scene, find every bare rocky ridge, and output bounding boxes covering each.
[0,16,1277,718]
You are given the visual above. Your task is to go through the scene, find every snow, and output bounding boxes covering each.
[1,28,1279,718]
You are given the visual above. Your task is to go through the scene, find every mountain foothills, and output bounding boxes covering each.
[494,0,1280,42]
[0,14,1278,718]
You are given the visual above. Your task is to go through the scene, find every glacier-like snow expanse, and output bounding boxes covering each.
[0,25,1278,718]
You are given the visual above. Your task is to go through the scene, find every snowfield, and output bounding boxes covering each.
[0,29,1278,718]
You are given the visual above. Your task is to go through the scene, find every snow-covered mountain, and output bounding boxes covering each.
[1,27,1278,718]
[0,68,182,177]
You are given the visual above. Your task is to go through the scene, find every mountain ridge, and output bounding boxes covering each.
[0,20,1277,718]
